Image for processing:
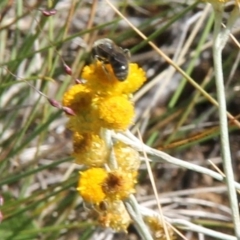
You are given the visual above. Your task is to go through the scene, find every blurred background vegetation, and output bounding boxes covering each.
[1,0,240,239]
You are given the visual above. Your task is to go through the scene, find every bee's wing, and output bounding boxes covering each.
[110,46,129,64]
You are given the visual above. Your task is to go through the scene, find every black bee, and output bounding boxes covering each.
[92,38,130,81]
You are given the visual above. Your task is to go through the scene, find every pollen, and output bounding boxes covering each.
[62,84,103,133]
[82,61,120,95]
[82,62,146,96]
[77,168,108,204]
[66,110,101,133]
[102,170,137,200]
[62,84,92,114]
[114,141,140,171]
[120,63,147,94]
[97,95,135,130]
[73,132,108,167]
[98,200,131,232]
[144,216,176,240]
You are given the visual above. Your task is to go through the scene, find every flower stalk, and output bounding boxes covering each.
[101,128,118,170]
[209,2,240,238]
[125,195,154,240]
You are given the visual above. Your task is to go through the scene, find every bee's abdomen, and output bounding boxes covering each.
[111,61,128,81]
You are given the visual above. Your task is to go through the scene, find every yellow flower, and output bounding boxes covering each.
[62,84,92,114]
[66,110,101,133]
[77,168,108,204]
[63,84,102,132]
[73,132,108,167]
[82,62,119,95]
[82,61,146,96]
[77,168,136,204]
[120,63,147,95]
[144,216,176,240]
[114,141,140,171]
[102,170,137,200]
[96,95,135,130]
[98,200,131,232]
[63,59,146,133]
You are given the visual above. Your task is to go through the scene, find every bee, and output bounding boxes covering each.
[92,38,130,81]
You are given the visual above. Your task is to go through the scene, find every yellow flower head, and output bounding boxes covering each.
[66,110,101,133]
[77,168,108,204]
[82,61,146,96]
[73,132,108,167]
[144,216,176,240]
[63,84,103,133]
[102,170,137,200]
[114,141,140,171]
[62,84,92,114]
[98,200,131,232]
[120,63,147,95]
[77,168,137,203]
[96,95,134,130]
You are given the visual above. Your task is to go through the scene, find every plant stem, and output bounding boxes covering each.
[212,4,240,239]
[125,195,154,240]
[101,128,118,170]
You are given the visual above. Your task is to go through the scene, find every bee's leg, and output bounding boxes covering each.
[103,64,109,74]
[123,48,131,59]
[93,55,101,64]
[93,55,111,80]
[97,58,111,79]
[102,64,111,80]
